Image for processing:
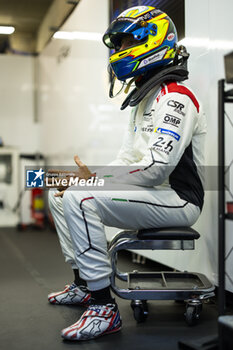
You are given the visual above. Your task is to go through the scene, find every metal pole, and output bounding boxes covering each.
[218,79,226,317]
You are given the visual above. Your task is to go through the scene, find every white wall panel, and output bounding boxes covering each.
[0,55,40,153]
[38,0,129,166]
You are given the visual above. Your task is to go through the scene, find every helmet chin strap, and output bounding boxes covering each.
[120,45,190,110]
[124,76,137,94]
[109,71,117,98]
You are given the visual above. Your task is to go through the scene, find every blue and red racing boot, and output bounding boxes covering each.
[48,283,91,305]
[61,303,122,340]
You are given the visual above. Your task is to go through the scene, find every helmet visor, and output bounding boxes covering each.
[103,19,147,49]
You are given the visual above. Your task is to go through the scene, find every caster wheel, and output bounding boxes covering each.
[184,305,201,326]
[131,300,148,323]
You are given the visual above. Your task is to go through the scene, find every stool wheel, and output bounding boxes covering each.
[184,303,202,326]
[131,300,148,323]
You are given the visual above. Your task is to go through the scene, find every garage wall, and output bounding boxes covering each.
[0,55,40,153]
[188,0,233,293]
[38,0,129,166]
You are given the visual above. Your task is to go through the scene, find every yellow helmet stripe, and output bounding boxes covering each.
[126,9,137,17]
[124,6,155,19]
[147,12,167,23]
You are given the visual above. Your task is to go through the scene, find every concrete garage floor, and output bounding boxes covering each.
[0,227,219,350]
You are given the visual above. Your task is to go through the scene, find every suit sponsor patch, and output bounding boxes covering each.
[163,114,181,127]
[152,137,174,154]
[167,100,185,116]
[141,125,154,132]
[154,127,180,141]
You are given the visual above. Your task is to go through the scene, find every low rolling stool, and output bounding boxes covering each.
[109,226,215,325]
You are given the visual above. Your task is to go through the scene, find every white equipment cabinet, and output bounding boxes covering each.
[0,147,19,226]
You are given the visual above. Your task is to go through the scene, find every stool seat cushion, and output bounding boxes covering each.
[137,227,200,240]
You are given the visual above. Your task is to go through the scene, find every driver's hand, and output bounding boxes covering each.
[47,155,94,197]
[73,155,93,180]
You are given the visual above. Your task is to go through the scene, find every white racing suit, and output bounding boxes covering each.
[49,81,206,291]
